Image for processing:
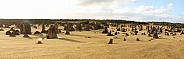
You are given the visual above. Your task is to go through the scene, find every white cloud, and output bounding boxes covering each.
[0,0,183,23]
[0,0,78,18]
[78,0,136,6]
[71,1,184,23]
[168,3,174,7]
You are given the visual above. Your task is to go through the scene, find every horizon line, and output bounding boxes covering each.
[0,18,183,23]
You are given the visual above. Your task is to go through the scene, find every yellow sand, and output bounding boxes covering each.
[0,25,184,59]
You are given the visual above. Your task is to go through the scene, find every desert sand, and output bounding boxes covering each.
[0,25,184,59]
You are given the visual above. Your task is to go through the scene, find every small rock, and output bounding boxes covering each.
[108,39,113,44]
[124,38,126,41]
[136,38,140,41]
[37,41,43,44]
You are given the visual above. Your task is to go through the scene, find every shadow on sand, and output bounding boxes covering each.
[69,34,105,39]
[154,38,168,40]
[57,38,85,43]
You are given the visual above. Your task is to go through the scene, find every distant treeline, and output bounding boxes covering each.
[148,22,184,28]
[0,19,184,28]
[97,20,148,25]
[0,19,52,24]
[98,20,184,28]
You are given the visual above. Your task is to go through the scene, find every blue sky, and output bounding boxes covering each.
[0,0,183,23]
[130,0,184,15]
